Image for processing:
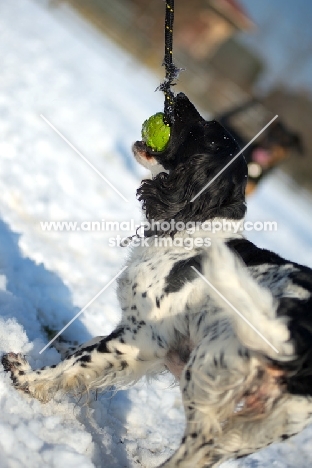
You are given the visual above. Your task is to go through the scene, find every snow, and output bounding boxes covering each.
[0,0,312,467]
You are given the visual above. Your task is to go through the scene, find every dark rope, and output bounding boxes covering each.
[158,0,182,126]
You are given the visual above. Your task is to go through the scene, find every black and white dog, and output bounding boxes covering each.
[3,93,312,467]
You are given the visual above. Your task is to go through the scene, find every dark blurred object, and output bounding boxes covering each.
[263,88,312,192]
[218,100,304,195]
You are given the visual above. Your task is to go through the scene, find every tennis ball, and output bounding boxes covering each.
[141,112,171,152]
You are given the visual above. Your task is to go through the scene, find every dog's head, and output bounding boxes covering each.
[253,120,304,167]
[133,93,247,234]
[261,120,303,151]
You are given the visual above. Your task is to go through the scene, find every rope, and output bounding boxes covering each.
[158,0,181,126]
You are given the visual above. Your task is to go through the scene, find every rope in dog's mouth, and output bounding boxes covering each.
[140,0,182,153]
[158,0,181,126]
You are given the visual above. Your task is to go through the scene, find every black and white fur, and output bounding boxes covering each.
[3,93,312,467]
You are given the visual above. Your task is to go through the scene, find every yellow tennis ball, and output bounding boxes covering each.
[141,112,171,152]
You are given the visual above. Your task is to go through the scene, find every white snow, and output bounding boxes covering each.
[0,0,312,467]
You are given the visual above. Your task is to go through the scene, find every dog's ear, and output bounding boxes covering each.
[171,92,204,130]
[137,152,247,233]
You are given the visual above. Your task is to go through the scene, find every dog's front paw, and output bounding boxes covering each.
[2,352,32,393]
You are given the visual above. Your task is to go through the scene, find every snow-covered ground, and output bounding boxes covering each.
[0,1,312,467]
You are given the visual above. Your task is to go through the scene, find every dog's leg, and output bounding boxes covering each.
[159,339,239,468]
[2,323,167,402]
[160,343,311,468]
[203,393,312,466]
[55,335,106,359]
[159,336,286,468]
[52,341,78,359]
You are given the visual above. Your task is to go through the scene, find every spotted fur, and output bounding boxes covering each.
[3,94,312,467]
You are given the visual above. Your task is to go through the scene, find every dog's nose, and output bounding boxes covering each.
[132,141,154,160]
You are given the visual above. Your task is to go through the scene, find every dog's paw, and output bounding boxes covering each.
[2,352,32,392]
[2,353,61,403]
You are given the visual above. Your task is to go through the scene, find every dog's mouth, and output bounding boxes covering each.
[132,140,167,176]
[132,140,155,160]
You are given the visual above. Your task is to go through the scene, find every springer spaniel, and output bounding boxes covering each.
[2,93,312,467]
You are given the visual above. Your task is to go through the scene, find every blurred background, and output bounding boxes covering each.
[47,0,312,191]
[1,3,312,465]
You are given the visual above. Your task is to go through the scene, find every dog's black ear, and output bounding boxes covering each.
[172,92,204,128]
[137,151,247,234]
